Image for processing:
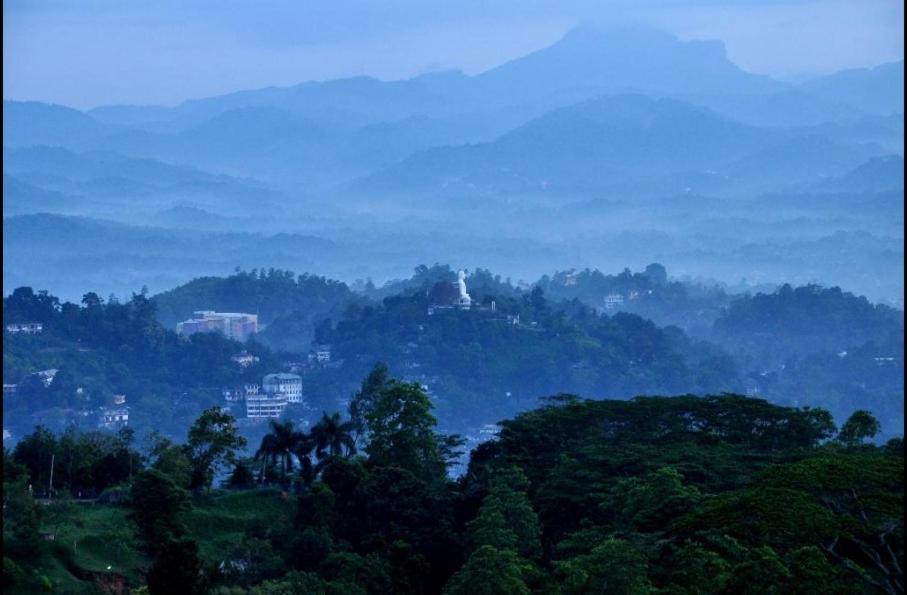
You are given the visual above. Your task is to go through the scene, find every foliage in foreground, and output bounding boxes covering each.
[3,370,903,594]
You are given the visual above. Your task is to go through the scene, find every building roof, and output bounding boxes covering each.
[263,373,302,381]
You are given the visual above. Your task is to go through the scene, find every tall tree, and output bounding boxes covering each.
[311,412,357,460]
[837,410,881,447]
[185,407,247,491]
[129,469,191,554]
[348,362,390,445]
[468,466,542,561]
[255,420,306,479]
[443,546,532,595]
[365,381,445,481]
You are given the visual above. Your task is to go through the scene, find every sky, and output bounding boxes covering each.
[3,0,904,110]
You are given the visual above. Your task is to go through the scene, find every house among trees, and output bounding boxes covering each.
[34,369,58,387]
[97,404,129,429]
[231,351,260,368]
[604,293,625,310]
[307,345,332,364]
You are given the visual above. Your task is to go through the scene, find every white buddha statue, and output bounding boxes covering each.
[456,269,472,308]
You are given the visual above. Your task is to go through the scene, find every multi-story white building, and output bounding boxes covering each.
[245,385,288,419]
[176,311,258,342]
[262,373,303,404]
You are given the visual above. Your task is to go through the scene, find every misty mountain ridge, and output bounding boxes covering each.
[800,60,904,116]
[3,24,902,303]
[355,94,889,197]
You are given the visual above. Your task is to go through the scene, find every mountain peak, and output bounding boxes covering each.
[475,25,783,99]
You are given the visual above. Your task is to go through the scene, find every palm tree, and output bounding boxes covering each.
[291,431,316,486]
[311,412,357,460]
[255,420,306,483]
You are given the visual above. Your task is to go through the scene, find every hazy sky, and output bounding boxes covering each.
[4,0,903,110]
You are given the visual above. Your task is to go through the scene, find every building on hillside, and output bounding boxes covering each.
[479,423,501,437]
[6,322,43,334]
[231,351,260,368]
[35,369,59,387]
[222,386,251,403]
[263,373,303,404]
[113,394,126,405]
[307,345,332,364]
[245,385,288,419]
[176,311,258,342]
[603,293,625,310]
[98,405,129,429]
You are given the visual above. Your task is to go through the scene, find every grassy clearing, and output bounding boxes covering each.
[7,488,295,594]
[185,488,295,562]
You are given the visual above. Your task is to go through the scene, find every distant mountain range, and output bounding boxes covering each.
[355,94,886,197]
[3,25,903,304]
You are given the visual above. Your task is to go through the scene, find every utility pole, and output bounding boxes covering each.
[48,453,55,499]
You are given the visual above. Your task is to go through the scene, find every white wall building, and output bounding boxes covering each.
[262,373,303,404]
[245,386,288,419]
[98,405,129,429]
[231,351,260,368]
[177,311,258,342]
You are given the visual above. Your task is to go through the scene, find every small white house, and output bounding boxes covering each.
[98,405,129,429]
[231,352,260,368]
[35,369,59,387]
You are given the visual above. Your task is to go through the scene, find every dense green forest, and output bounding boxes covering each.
[311,281,740,429]
[4,264,904,443]
[4,370,903,594]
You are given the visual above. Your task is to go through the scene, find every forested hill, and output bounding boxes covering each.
[3,287,281,439]
[713,283,904,358]
[310,285,740,429]
[151,269,359,350]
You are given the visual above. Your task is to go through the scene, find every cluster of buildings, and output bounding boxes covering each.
[177,311,258,342]
[603,289,651,311]
[5,322,44,334]
[223,372,303,419]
